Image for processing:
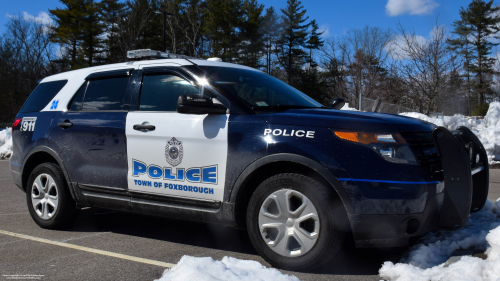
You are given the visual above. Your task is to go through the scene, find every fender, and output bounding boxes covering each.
[228,153,355,214]
[22,146,80,203]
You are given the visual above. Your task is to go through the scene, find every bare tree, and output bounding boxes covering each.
[161,0,183,54]
[117,0,156,59]
[395,23,459,114]
[180,0,203,57]
[0,14,58,121]
[320,38,350,104]
[320,26,394,109]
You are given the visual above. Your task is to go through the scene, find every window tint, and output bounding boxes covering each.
[140,74,201,111]
[68,82,87,111]
[20,80,68,113]
[81,76,130,111]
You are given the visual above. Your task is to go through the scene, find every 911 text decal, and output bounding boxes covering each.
[20,117,37,132]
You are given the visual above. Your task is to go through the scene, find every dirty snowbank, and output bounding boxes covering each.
[400,102,500,164]
[155,256,299,281]
[379,198,500,281]
[0,128,12,159]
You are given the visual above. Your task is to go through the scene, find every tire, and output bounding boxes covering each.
[26,163,79,229]
[246,173,346,271]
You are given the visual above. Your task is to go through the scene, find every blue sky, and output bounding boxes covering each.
[1,0,473,41]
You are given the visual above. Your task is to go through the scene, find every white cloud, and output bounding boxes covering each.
[386,34,427,60]
[6,11,54,26]
[22,11,54,26]
[318,24,330,37]
[385,0,439,16]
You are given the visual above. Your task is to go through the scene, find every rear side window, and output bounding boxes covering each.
[67,77,130,111]
[139,74,201,111]
[20,80,67,113]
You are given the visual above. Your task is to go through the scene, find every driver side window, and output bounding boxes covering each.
[139,74,201,111]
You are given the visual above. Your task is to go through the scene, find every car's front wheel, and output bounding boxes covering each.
[246,173,347,271]
[26,163,79,229]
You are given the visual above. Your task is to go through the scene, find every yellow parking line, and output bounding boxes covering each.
[0,230,175,268]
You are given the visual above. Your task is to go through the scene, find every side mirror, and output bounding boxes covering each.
[177,95,227,114]
[330,98,345,110]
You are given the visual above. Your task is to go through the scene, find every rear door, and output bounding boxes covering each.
[126,67,228,201]
[50,69,135,189]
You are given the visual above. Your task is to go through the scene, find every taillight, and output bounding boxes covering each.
[12,118,22,134]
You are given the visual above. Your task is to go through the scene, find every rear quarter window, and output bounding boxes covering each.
[19,80,68,113]
[81,77,130,111]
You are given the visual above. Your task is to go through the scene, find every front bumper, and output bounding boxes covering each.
[346,126,489,248]
[349,192,443,247]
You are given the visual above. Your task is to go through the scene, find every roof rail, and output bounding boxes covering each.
[126,49,202,61]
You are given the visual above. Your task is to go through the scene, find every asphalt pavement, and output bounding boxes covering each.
[0,160,499,281]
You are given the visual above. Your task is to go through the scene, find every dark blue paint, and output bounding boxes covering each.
[11,112,56,171]
[259,108,436,132]
[49,111,129,189]
[338,178,440,184]
[9,162,22,167]
[225,109,441,213]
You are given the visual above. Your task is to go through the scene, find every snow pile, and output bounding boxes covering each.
[379,198,500,281]
[155,256,299,281]
[340,103,358,111]
[0,128,12,159]
[401,102,500,164]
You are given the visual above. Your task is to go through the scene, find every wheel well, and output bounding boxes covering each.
[22,152,59,191]
[233,161,342,228]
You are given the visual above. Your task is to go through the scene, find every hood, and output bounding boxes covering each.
[259,108,436,132]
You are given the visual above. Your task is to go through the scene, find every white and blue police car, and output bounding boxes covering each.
[9,49,490,270]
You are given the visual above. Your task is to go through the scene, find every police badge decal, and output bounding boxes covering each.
[165,137,183,167]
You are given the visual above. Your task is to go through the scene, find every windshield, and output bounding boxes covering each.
[193,66,322,110]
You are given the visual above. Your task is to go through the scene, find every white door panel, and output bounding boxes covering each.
[126,112,228,201]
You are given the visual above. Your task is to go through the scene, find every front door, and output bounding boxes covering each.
[126,69,228,201]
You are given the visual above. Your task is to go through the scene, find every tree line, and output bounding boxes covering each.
[0,0,499,123]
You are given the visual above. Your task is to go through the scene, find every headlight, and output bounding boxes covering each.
[333,131,418,165]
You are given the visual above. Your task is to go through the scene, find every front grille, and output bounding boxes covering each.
[400,132,443,178]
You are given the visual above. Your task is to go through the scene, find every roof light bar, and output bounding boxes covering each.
[126,49,200,60]
[127,49,168,59]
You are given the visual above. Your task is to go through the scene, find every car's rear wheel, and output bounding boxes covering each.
[26,163,79,229]
[246,173,346,271]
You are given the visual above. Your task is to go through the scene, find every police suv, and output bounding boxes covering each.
[10,49,489,270]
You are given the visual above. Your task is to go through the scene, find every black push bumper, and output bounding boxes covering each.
[351,126,489,247]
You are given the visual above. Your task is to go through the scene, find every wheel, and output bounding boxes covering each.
[246,173,346,271]
[26,163,79,229]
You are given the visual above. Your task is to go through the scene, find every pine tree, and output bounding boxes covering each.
[454,0,500,105]
[448,20,474,113]
[50,0,106,67]
[239,0,265,68]
[80,0,106,66]
[305,19,323,68]
[278,0,310,85]
[49,0,86,69]
[203,0,243,62]
[101,0,126,63]
[262,7,280,74]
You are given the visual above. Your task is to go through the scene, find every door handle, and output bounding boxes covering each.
[133,124,156,131]
[57,121,73,128]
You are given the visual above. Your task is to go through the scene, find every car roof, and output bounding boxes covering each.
[41,59,260,83]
